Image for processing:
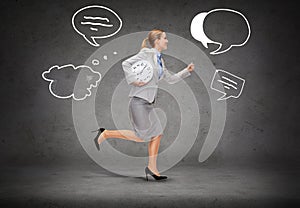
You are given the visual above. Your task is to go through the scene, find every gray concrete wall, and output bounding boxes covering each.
[0,0,299,169]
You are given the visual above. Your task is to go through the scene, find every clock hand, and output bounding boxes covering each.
[138,65,147,74]
[140,68,145,74]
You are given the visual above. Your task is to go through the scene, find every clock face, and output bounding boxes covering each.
[131,60,153,83]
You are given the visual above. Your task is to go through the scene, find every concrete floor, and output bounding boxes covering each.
[0,163,299,208]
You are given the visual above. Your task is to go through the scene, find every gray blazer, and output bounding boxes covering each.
[122,47,191,103]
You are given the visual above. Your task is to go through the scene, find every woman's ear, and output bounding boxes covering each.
[154,38,159,46]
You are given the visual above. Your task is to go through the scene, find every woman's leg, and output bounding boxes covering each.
[97,130,145,144]
[147,134,163,176]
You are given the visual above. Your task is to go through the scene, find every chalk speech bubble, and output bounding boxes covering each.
[42,64,101,101]
[72,5,122,47]
[211,69,245,100]
[190,8,251,55]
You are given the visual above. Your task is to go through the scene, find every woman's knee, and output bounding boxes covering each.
[151,134,162,141]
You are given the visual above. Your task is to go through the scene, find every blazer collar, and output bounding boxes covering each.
[151,48,163,66]
[149,48,165,80]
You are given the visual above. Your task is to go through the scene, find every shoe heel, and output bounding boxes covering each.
[92,128,105,151]
[145,167,149,181]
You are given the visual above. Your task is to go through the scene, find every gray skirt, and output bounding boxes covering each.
[129,96,163,142]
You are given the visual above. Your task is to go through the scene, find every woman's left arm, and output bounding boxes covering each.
[163,62,194,84]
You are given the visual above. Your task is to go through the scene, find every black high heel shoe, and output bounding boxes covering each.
[92,128,105,151]
[145,166,168,181]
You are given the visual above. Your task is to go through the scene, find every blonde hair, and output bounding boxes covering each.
[141,29,165,49]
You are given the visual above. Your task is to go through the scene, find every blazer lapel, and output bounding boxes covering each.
[159,57,166,80]
[161,58,166,70]
[152,53,159,80]
[153,53,158,67]
[151,49,164,81]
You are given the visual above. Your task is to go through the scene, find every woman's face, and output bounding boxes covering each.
[155,32,168,51]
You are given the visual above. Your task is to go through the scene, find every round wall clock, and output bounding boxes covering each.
[131,60,153,83]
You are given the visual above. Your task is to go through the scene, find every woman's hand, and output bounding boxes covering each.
[132,81,147,87]
[187,63,194,72]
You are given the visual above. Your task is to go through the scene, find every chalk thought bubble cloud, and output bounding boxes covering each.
[211,69,245,100]
[72,5,122,47]
[190,8,251,55]
[42,64,101,101]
